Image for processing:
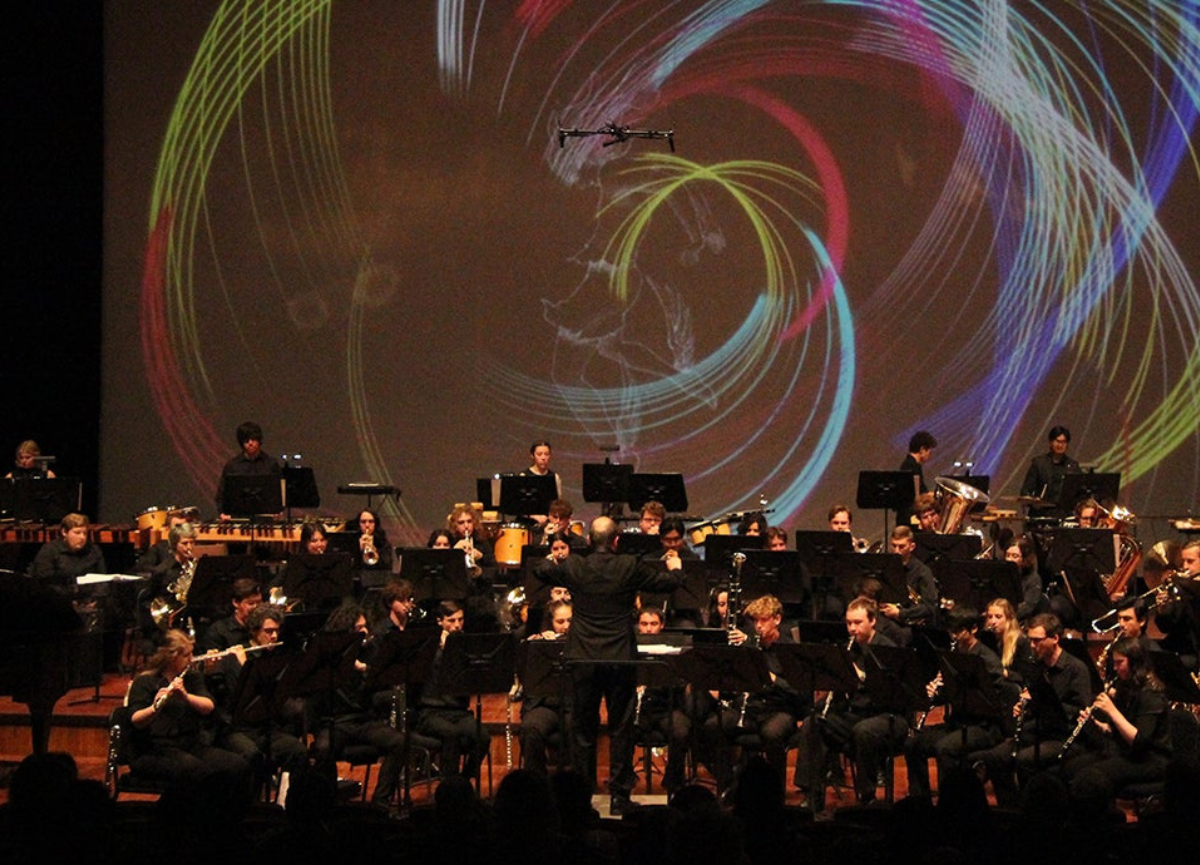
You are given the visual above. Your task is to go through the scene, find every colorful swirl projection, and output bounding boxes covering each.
[138,1,1200,530]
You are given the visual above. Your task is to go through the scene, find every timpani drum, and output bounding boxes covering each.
[493,523,531,568]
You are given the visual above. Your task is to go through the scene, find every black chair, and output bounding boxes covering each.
[1115,707,1200,815]
[104,706,168,800]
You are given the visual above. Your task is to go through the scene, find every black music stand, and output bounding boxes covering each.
[913,532,982,564]
[582,462,633,518]
[228,644,301,774]
[1057,471,1120,513]
[282,466,320,521]
[932,559,1022,613]
[517,639,574,766]
[361,629,441,810]
[936,648,1004,726]
[1047,528,1117,575]
[1,476,82,522]
[740,550,805,606]
[668,644,772,696]
[794,531,854,621]
[825,552,908,607]
[222,474,284,518]
[438,631,518,790]
[859,644,931,720]
[498,474,557,518]
[772,642,859,701]
[1148,650,1200,705]
[279,552,355,610]
[617,532,663,558]
[1020,673,1072,768]
[952,474,991,495]
[336,483,398,511]
[669,560,720,620]
[702,534,763,570]
[186,554,258,624]
[399,548,470,603]
[627,473,688,513]
[856,470,915,538]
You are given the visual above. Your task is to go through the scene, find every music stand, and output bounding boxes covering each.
[282,466,320,521]
[399,548,470,601]
[859,644,931,718]
[627,473,688,513]
[517,638,574,766]
[702,534,763,570]
[669,560,720,616]
[1,476,82,522]
[1057,471,1120,513]
[856,470,915,537]
[825,552,909,607]
[222,474,284,518]
[740,550,805,605]
[616,532,662,558]
[498,473,557,517]
[935,648,1004,725]
[228,645,302,772]
[1148,650,1200,705]
[361,629,441,810]
[1047,528,1117,575]
[772,642,859,699]
[932,559,1022,613]
[279,552,355,609]
[582,462,633,517]
[186,554,258,621]
[913,532,982,564]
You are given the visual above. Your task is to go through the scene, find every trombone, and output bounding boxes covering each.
[1089,570,1184,633]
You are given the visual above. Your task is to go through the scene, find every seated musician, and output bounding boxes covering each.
[904,607,1008,798]
[968,613,1094,807]
[375,578,417,634]
[737,512,769,536]
[136,507,201,574]
[983,598,1035,683]
[913,492,941,533]
[215,420,281,521]
[1060,636,1171,802]
[125,628,249,794]
[520,598,572,775]
[1004,537,1046,621]
[1072,497,1100,528]
[355,509,393,573]
[29,512,105,595]
[659,517,698,560]
[637,500,666,535]
[1153,538,1200,671]
[765,527,788,551]
[538,499,586,549]
[448,504,493,572]
[198,577,264,708]
[705,594,808,791]
[427,528,453,549]
[416,600,491,779]
[879,526,939,629]
[6,439,56,478]
[795,596,908,809]
[213,605,307,784]
[632,607,691,793]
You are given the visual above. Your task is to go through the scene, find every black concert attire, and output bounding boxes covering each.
[1153,588,1200,671]
[794,631,909,805]
[534,548,684,800]
[7,465,50,479]
[1061,679,1172,799]
[1016,564,1045,622]
[355,527,394,573]
[704,630,810,791]
[215,449,282,513]
[125,668,249,791]
[29,538,105,596]
[213,649,308,783]
[1019,452,1080,516]
[519,633,567,776]
[198,614,254,713]
[136,539,174,575]
[631,675,692,793]
[969,646,1094,807]
[415,636,491,778]
[897,453,928,525]
[904,640,1010,798]
[309,639,407,808]
[896,556,939,627]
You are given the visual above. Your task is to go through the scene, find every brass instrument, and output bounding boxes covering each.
[1090,569,1186,632]
[150,554,195,631]
[853,536,872,553]
[361,533,379,567]
[934,476,990,536]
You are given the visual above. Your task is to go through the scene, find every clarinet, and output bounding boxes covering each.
[1011,693,1030,759]
[1057,680,1114,761]
[736,634,761,728]
[822,637,855,718]
[634,686,646,727]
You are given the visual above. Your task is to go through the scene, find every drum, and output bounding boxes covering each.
[135,506,170,532]
[494,523,531,568]
[688,520,731,545]
[934,477,990,535]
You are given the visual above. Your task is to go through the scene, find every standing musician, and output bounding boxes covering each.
[898,431,938,526]
[6,439,56,478]
[215,420,281,521]
[29,512,105,595]
[125,629,249,793]
[354,509,393,573]
[795,596,908,809]
[968,613,1094,807]
[1059,636,1171,801]
[706,595,808,791]
[1019,425,1080,517]
[415,600,491,779]
[879,526,939,629]
[1153,538,1200,671]
[519,598,572,776]
[534,515,683,815]
[903,607,1008,798]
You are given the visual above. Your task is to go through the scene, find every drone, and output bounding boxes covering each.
[557,121,675,151]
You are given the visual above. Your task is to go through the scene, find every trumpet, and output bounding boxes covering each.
[361,533,379,567]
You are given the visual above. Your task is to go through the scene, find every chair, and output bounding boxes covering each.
[1115,707,1200,815]
[105,706,168,800]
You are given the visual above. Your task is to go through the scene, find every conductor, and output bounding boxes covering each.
[535,516,683,814]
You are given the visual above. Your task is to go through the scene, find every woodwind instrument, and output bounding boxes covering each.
[189,643,279,667]
[1011,692,1031,759]
[152,672,186,711]
[1057,679,1115,761]
[822,637,856,718]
